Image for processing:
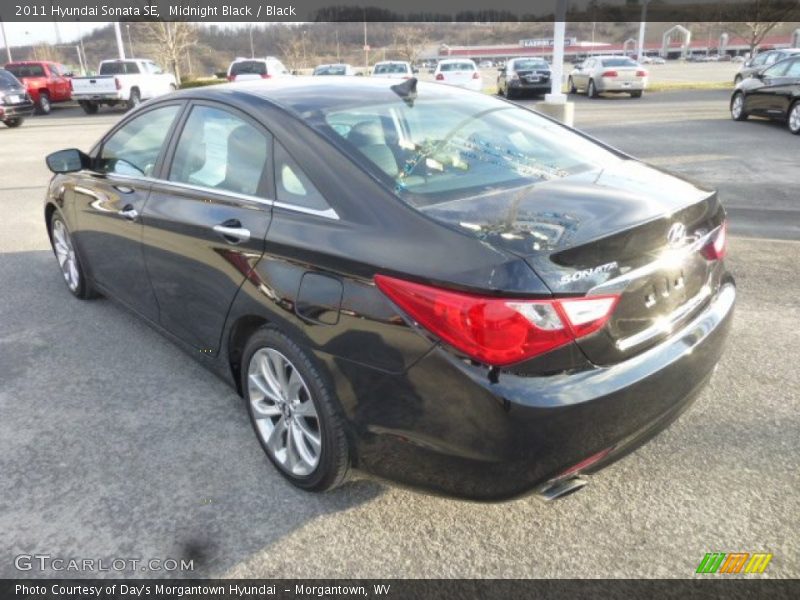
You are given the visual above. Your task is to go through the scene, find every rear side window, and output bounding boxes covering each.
[169,105,270,197]
[100,62,140,75]
[100,105,181,177]
[274,142,331,212]
[784,59,800,78]
[231,61,267,76]
[6,64,45,78]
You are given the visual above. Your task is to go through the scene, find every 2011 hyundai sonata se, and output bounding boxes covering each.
[44,77,734,501]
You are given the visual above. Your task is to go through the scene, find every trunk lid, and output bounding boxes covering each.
[421,160,726,365]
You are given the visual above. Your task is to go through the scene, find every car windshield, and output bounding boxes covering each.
[440,62,476,71]
[0,70,21,89]
[320,89,621,206]
[374,64,408,74]
[315,65,347,76]
[600,58,638,68]
[231,61,267,76]
[512,60,548,70]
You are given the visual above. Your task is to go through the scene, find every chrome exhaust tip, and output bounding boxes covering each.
[536,476,588,501]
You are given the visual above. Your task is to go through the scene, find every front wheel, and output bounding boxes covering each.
[243,327,350,492]
[730,92,748,121]
[36,92,52,115]
[3,118,23,128]
[49,213,96,299]
[788,101,800,135]
[587,79,598,98]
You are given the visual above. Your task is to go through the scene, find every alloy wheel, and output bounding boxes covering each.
[731,94,744,119]
[247,348,322,477]
[789,104,800,134]
[52,219,79,291]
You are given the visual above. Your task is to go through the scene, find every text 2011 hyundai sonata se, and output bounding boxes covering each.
[44,78,734,500]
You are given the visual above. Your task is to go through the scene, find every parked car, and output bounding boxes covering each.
[70,59,177,114]
[497,57,551,98]
[371,61,414,79]
[4,60,72,114]
[734,48,800,84]
[0,68,34,127]
[651,57,666,65]
[568,56,648,98]
[730,54,800,134]
[227,57,291,82]
[42,78,733,500]
[478,60,494,69]
[312,63,355,76]
[434,59,482,91]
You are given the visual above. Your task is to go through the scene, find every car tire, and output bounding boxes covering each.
[588,79,598,98]
[49,213,97,300]
[79,101,99,115]
[126,88,141,110]
[568,77,577,94]
[242,327,350,492]
[730,92,748,121]
[3,118,23,128]
[36,92,51,115]
[788,101,800,135]
[630,90,643,98]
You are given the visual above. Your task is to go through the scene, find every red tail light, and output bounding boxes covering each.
[601,70,618,78]
[435,73,444,80]
[114,77,121,90]
[374,275,619,366]
[636,70,648,77]
[227,74,235,81]
[702,221,728,260]
[472,72,480,79]
[260,73,272,79]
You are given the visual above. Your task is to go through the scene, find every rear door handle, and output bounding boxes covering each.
[213,223,251,244]
[118,205,138,220]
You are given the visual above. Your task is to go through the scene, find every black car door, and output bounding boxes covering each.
[748,58,799,116]
[141,101,273,354]
[70,102,184,321]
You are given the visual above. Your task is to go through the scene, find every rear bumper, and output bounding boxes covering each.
[0,102,34,119]
[340,281,735,500]
[72,93,123,102]
[598,78,647,92]
[508,80,551,93]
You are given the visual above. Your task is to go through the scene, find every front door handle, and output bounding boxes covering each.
[213,223,251,244]
[118,205,138,220]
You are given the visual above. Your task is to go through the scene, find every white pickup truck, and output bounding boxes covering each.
[71,59,177,114]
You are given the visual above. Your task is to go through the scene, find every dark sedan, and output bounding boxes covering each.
[497,57,552,98]
[43,78,734,501]
[730,55,800,134]
[0,68,34,127]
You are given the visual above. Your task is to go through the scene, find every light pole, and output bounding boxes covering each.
[0,20,11,63]
[302,30,307,69]
[113,22,126,60]
[637,0,649,62]
[126,24,134,58]
[249,25,255,58]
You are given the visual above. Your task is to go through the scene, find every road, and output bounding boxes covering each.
[0,92,798,579]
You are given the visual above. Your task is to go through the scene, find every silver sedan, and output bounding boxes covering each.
[568,56,649,98]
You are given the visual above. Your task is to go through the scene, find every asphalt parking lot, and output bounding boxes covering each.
[1,90,798,579]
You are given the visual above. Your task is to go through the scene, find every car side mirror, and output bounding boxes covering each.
[46,149,92,174]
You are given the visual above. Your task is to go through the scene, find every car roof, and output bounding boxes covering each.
[5,60,57,66]
[439,59,476,63]
[374,60,410,65]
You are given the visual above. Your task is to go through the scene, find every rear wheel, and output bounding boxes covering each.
[79,101,99,115]
[730,92,748,121]
[126,88,141,110]
[36,91,51,115]
[788,101,800,135]
[49,213,96,299]
[587,79,598,98]
[630,90,643,98]
[3,118,23,128]
[242,327,350,492]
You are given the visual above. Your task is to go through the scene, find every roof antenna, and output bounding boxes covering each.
[391,77,418,107]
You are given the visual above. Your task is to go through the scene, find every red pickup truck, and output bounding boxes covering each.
[4,61,73,115]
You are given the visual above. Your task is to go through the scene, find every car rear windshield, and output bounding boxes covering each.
[374,64,409,74]
[315,65,347,75]
[600,58,638,67]
[0,70,21,89]
[511,60,548,70]
[320,88,621,207]
[6,64,45,78]
[100,61,141,75]
[231,60,268,76]
[440,62,476,71]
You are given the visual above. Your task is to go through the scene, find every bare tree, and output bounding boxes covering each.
[392,26,431,65]
[140,21,197,84]
[726,1,800,56]
[279,37,306,72]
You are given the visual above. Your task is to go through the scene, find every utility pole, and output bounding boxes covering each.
[336,30,340,62]
[113,22,126,59]
[637,0,649,62]
[126,24,134,57]
[249,25,255,58]
[363,15,369,73]
[0,21,11,63]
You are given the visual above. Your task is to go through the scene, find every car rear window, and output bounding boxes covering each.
[6,64,45,78]
[0,70,21,89]
[600,58,638,68]
[512,60,548,70]
[100,61,141,75]
[374,64,409,74]
[314,65,347,76]
[440,62,476,71]
[231,61,267,76]
[320,88,621,206]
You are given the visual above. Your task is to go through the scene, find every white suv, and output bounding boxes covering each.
[227,57,291,82]
[434,59,482,91]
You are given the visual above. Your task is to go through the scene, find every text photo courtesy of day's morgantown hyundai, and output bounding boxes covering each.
[0,0,798,598]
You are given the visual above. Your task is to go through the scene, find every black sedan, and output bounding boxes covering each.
[0,68,34,127]
[497,57,552,98]
[44,78,734,500]
[730,54,800,134]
